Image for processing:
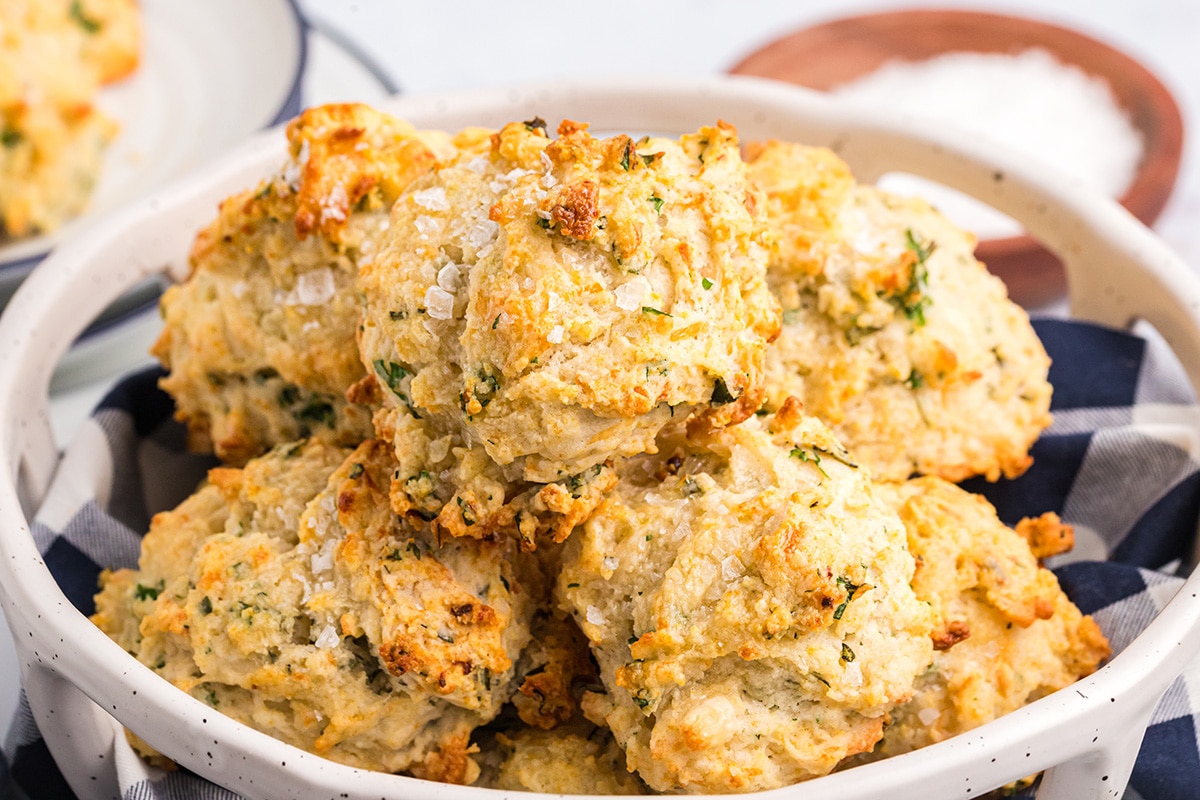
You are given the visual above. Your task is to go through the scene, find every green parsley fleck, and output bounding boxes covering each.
[841,643,856,663]
[0,129,22,148]
[135,581,164,601]
[702,277,713,290]
[641,306,671,317]
[895,228,936,326]
[789,447,829,479]
[833,576,862,621]
[69,0,101,33]
[349,463,365,479]
[373,359,408,395]
[649,195,664,214]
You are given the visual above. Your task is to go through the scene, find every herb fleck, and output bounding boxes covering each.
[790,447,829,478]
[69,0,101,33]
[711,377,738,405]
[373,359,408,395]
[833,576,861,621]
[135,581,164,601]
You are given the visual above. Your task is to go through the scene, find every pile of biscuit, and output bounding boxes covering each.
[0,0,139,238]
[91,104,1110,794]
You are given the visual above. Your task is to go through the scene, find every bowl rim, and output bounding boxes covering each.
[728,7,1186,308]
[1,75,1199,799]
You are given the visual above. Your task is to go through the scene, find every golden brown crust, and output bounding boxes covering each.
[749,141,1052,482]
[155,104,454,464]
[1016,511,1075,560]
[511,612,597,730]
[359,119,779,484]
[92,438,541,777]
[372,405,618,551]
[859,477,1111,759]
[475,721,647,794]
[559,409,932,793]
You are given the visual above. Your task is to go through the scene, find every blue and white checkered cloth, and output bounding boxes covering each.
[4,319,1200,799]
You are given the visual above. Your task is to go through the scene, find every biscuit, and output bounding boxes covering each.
[359,119,780,484]
[859,477,1110,759]
[558,399,932,792]
[0,0,121,236]
[93,437,542,781]
[476,721,647,795]
[748,141,1052,482]
[154,104,456,464]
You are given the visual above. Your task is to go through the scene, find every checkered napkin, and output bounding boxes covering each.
[4,319,1200,800]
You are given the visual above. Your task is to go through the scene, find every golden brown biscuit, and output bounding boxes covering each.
[859,477,1110,759]
[359,119,780,485]
[0,0,119,236]
[748,141,1052,482]
[558,399,932,793]
[154,104,456,464]
[93,438,542,781]
[476,720,647,795]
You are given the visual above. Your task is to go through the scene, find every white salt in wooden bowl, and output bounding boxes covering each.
[1,76,1199,800]
[729,9,1184,309]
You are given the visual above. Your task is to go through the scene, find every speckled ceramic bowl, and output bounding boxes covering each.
[1,77,1199,800]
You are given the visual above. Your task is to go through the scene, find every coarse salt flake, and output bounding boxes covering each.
[842,660,864,687]
[310,540,337,574]
[414,215,441,237]
[547,324,565,344]
[320,184,348,223]
[425,285,455,320]
[615,277,648,311]
[314,624,340,649]
[437,263,461,292]
[586,606,606,625]
[288,268,337,306]
[721,555,744,581]
[412,186,449,211]
[602,556,619,571]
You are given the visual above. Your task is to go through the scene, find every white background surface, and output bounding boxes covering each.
[5,0,1199,775]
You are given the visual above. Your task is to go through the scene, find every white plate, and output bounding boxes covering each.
[0,0,306,283]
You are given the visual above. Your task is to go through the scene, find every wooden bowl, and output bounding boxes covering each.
[729,9,1184,309]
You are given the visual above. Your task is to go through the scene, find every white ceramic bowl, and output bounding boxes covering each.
[2,77,1200,800]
